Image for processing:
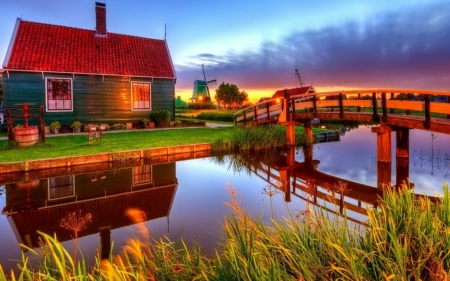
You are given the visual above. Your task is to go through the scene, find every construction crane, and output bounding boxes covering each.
[295,69,305,88]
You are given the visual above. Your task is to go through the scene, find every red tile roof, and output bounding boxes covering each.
[272,86,315,99]
[5,20,175,78]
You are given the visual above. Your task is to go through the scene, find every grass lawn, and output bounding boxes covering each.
[0,128,233,163]
[0,124,332,163]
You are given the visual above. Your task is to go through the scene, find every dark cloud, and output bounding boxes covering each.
[176,3,450,91]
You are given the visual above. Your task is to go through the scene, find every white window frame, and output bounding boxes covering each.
[45,77,74,112]
[132,165,153,186]
[47,175,75,201]
[131,81,151,111]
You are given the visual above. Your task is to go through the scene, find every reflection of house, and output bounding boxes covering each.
[2,162,177,251]
[1,2,176,128]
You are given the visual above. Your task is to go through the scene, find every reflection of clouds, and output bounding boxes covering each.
[176,2,450,90]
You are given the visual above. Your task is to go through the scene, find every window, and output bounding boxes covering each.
[48,176,75,200]
[131,82,151,110]
[46,78,73,111]
[132,165,152,186]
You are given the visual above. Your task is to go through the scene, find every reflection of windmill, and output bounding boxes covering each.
[191,64,217,103]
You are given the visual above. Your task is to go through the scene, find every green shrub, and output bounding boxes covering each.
[110,123,127,130]
[151,110,171,127]
[188,102,216,110]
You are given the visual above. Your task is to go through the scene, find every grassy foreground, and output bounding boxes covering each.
[1,184,449,280]
[0,126,324,164]
[0,128,233,163]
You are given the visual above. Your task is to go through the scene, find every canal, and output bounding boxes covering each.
[1,125,449,273]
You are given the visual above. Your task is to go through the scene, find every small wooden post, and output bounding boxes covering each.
[40,106,46,144]
[339,93,344,118]
[406,93,411,115]
[99,227,111,261]
[243,111,247,126]
[254,106,257,123]
[266,102,270,122]
[424,94,431,128]
[7,109,13,144]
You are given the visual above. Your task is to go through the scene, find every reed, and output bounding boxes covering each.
[2,183,450,280]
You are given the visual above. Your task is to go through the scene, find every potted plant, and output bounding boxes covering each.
[141,118,150,128]
[49,121,61,134]
[70,121,82,133]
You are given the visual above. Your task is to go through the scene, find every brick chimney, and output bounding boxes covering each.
[95,2,107,37]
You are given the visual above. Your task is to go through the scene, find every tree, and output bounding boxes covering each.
[214,82,249,109]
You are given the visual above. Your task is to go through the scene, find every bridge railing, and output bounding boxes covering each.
[234,89,450,126]
[234,99,282,126]
[289,89,450,126]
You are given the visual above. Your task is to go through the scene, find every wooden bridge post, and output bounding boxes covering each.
[312,96,317,117]
[396,158,409,187]
[304,119,313,145]
[372,92,378,121]
[254,106,258,123]
[266,102,270,122]
[377,162,392,189]
[395,128,409,187]
[424,94,431,128]
[396,128,409,159]
[302,144,313,167]
[381,92,387,122]
[286,123,296,146]
[339,93,344,118]
[447,96,450,119]
[357,93,361,112]
[371,125,392,163]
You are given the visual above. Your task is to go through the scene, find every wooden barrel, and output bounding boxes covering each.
[15,126,39,147]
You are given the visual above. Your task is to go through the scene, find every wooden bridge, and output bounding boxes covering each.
[235,88,450,165]
[235,88,450,133]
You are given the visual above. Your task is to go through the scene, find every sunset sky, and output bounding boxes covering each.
[1,0,449,102]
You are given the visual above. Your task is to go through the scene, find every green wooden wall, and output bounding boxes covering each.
[2,72,175,126]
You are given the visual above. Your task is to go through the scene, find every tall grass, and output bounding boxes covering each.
[213,126,287,153]
[2,184,450,280]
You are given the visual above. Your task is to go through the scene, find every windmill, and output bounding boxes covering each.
[191,64,217,103]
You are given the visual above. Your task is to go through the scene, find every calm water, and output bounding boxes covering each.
[1,125,449,273]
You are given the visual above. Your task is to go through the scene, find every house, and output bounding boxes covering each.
[272,86,316,100]
[1,2,176,129]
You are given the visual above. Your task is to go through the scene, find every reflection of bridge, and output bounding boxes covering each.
[238,145,415,226]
